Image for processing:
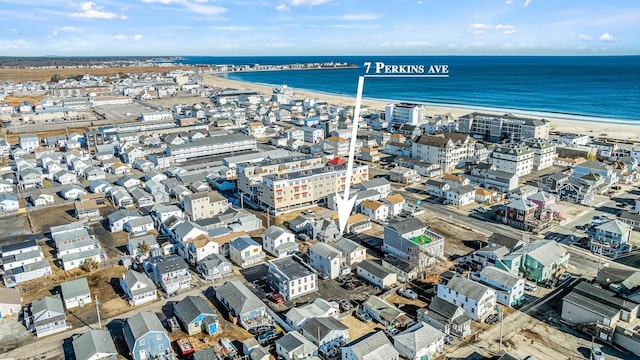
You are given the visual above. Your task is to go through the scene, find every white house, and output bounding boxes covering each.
[262,226,299,258]
[0,194,19,211]
[267,256,317,301]
[357,260,398,289]
[334,238,366,267]
[392,322,445,360]
[285,298,340,330]
[342,331,399,360]
[60,277,92,310]
[360,200,389,223]
[436,276,497,322]
[471,266,525,307]
[383,194,406,216]
[309,242,343,280]
[120,269,157,307]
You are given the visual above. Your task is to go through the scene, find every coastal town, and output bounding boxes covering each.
[1,62,640,360]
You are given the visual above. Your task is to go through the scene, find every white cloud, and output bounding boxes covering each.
[578,34,592,41]
[134,34,144,40]
[417,0,423,4]
[142,0,185,3]
[113,34,126,40]
[276,3,289,11]
[524,0,531,6]
[0,39,31,50]
[470,23,492,35]
[183,2,227,15]
[48,30,59,38]
[289,0,332,6]
[120,15,128,20]
[70,2,118,19]
[505,0,512,4]
[266,42,293,48]
[340,13,380,20]
[496,24,516,35]
[380,41,435,48]
[599,32,614,42]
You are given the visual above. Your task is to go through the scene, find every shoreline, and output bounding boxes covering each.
[202,74,640,141]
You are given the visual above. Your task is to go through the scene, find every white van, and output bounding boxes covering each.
[524,282,537,291]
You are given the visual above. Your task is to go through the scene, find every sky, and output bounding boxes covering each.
[0,0,639,56]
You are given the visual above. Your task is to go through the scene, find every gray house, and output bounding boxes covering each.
[72,329,118,360]
[197,253,232,281]
[383,218,444,270]
[417,297,471,338]
[215,281,272,330]
[173,295,219,335]
[342,331,399,360]
[28,295,67,337]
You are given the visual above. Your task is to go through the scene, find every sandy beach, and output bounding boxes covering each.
[202,74,640,141]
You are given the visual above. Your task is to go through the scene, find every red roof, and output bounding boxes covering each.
[328,157,346,165]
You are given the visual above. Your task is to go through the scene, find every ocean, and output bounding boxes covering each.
[179,56,640,123]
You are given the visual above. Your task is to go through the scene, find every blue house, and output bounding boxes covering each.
[123,311,172,360]
[173,295,219,335]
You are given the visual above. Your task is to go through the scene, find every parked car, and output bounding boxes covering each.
[257,331,281,345]
[559,272,572,282]
[474,207,487,214]
[444,335,456,345]
[384,327,399,337]
[590,346,605,360]
[355,308,372,322]
[398,288,418,300]
[267,293,284,304]
[338,299,353,312]
[249,325,276,336]
[524,282,537,292]
[485,313,500,325]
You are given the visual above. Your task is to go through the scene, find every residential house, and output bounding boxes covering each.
[183,234,220,264]
[437,276,497,322]
[444,185,475,207]
[120,269,157,307]
[301,316,349,353]
[145,255,191,294]
[341,329,399,360]
[465,165,518,192]
[471,266,525,307]
[263,226,299,258]
[127,234,160,259]
[345,213,372,234]
[383,194,406,217]
[311,219,340,243]
[285,298,340,330]
[357,260,398,289]
[0,179,13,194]
[229,236,265,268]
[74,199,100,221]
[389,166,420,184]
[89,179,112,194]
[183,191,230,221]
[334,237,366,268]
[496,240,570,283]
[572,161,618,191]
[417,297,471,338]
[173,295,219,335]
[107,209,141,232]
[60,277,92,309]
[197,253,232,281]
[309,242,343,280]
[59,184,87,200]
[130,188,155,208]
[381,254,418,283]
[0,194,19,211]
[124,216,155,236]
[54,170,78,185]
[1,240,52,288]
[590,219,632,258]
[360,200,389,223]
[275,331,319,360]
[541,172,570,193]
[242,338,270,360]
[0,288,22,319]
[215,281,272,330]
[123,312,172,360]
[383,218,445,270]
[392,322,445,360]
[72,329,118,360]
[618,211,640,231]
[268,256,317,301]
[28,295,67,337]
[362,296,410,327]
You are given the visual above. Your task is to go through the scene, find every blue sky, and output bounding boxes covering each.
[0,0,638,56]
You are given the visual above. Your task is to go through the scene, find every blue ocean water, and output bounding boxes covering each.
[180,56,640,122]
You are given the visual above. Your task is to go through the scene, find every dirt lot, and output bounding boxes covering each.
[424,217,487,258]
[340,314,383,340]
[0,65,195,83]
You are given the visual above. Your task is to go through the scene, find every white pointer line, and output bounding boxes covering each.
[364,74,449,78]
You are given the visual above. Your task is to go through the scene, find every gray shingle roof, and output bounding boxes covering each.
[123,269,155,296]
[301,316,348,340]
[125,311,165,340]
[358,260,395,280]
[479,266,521,288]
[174,295,217,325]
[519,240,567,266]
[334,238,362,255]
[230,236,261,251]
[386,217,428,235]
[60,277,90,300]
[309,242,341,260]
[596,219,631,236]
[444,276,493,301]
[73,329,117,360]
[393,323,444,353]
[216,281,265,315]
[345,331,398,360]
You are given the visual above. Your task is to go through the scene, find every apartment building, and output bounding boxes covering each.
[183,190,230,221]
[267,256,317,301]
[524,139,557,171]
[489,143,535,177]
[458,112,550,142]
[383,218,445,270]
[385,103,424,126]
[258,164,369,215]
[166,134,257,163]
[411,133,476,171]
[303,127,324,144]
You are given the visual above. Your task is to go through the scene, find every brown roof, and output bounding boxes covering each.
[210,231,249,246]
[384,193,405,204]
[191,234,214,248]
[347,213,369,225]
[362,200,385,210]
[443,173,467,182]
[74,199,98,211]
[325,136,348,143]
[414,133,471,148]
[475,188,491,196]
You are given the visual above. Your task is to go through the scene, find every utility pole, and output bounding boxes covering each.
[498,305,503,352]
[95,296,102,329]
